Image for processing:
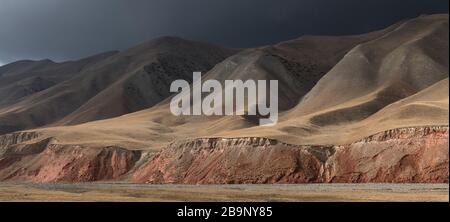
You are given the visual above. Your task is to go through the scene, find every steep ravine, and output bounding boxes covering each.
[0,126,448,183]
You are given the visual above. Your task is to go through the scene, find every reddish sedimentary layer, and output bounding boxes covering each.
[132,126,449,184]
[325,127,449,183]
[0,126,448,183]
[0,134,141,182]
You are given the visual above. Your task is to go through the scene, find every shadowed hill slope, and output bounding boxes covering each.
[0,51,117,107]
[289,14,448,120]
[0,37,238,135]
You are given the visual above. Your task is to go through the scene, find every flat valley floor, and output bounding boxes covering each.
[0,183,448,202]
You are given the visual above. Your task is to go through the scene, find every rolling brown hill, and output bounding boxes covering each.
[0,51,117,107]
[0,37,238,135]
[289,14,448,119]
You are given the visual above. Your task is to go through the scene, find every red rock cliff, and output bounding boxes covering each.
[132,126,449,184]
[0,126,448,183]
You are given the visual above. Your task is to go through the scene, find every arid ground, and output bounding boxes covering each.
[0,183,448,202]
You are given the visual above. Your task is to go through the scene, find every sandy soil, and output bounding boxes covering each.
[0,183,447,202]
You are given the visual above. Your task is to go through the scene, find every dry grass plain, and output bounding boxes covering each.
[0,183,447,202]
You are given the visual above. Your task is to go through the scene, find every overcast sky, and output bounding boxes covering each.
[0,0,448,65]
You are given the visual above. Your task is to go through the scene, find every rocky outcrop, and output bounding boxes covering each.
[132,138,332,184]
[0,135,142,182]
[325,126,449,183]
[132,126,448,184]
[0,126,448,183]
[0,131,40,148]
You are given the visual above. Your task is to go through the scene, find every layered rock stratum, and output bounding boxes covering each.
[0,126,447,183]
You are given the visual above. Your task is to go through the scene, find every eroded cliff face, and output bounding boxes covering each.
[132,138,331,184]
[132,126,449,184]
[324,127,449,183]
[0,134,141,182]
[0,126,448,183]
[0,131,40,148]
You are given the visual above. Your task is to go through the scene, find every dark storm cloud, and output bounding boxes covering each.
[0,0,448,64]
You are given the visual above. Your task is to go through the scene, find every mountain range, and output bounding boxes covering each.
[0,14,448,183]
